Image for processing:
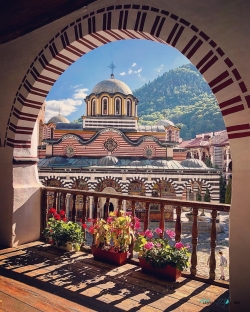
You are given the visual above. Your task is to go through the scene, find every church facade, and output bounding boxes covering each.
[38,74,220,219]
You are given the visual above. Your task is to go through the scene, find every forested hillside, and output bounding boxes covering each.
[134,64,225,140]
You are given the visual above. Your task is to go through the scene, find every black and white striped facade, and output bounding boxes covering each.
[39,169,220,202]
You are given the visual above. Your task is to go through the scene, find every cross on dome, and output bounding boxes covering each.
[108,62,116,78]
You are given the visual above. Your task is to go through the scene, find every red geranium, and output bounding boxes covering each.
[82,223,87,229]
[54,213,61,220]
[48,208,56,215]
[59,209,66,216]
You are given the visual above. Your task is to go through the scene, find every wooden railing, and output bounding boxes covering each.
[42,187,230,280]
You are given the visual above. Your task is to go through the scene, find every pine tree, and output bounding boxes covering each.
[205,157,213,168]
[204,188,211,202]
[225,176,232,204]
[219,174,226,203]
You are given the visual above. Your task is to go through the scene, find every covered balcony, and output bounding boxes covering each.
[1,1,250,311]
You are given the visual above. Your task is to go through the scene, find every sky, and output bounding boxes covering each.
[45,39,190,122]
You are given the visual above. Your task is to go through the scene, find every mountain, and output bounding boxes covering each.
[133,64,225,140]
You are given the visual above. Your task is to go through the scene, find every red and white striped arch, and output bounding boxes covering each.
[6,4,250,148]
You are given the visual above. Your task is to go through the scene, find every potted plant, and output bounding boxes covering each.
[43,208,85,251]
[88,211,137,265]
[134,228,190,281]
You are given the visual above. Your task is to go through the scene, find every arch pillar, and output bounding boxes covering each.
[0,121,42,247]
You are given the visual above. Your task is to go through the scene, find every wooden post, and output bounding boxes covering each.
[61,192,66,211]
[175,206,182,243]
[131,200,136,219]
[159,203,165,238]
[53,191,57,210]
[209,210,217,280]
[190,208,198,276]
[40,188,47,238]
[71,194,76,222]
[104,197,110,219]
[129,200,136,259]
[144,202,150,231]
[117,198,122,216]
[56,191,61,212]
[82,195,87,238]
[93,196,98,220]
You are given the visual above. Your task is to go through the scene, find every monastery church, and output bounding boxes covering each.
[37,71,220,219]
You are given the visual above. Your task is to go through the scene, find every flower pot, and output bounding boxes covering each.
[91,246,128,266]
[51,242,76,251]
[139,258,181,282]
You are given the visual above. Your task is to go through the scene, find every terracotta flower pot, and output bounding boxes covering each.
[91,246,128,266]
[139,258,181,282]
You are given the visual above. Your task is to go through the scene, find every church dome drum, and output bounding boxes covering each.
[92,79,133,95]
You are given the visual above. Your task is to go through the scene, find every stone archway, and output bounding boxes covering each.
[5,4,250,150]
[2,2,250,309]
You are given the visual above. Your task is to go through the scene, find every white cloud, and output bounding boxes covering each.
[73,88,88,100]
[132,62,137,67]
[119,72,126,76]
[155,64,164,73]
[128,68,142,75]
[45,88,88,122]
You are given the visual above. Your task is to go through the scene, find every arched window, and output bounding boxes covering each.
[102,97,108,115]
[92,99,96,116]
[115,97,121,115]
[126,99,131,116]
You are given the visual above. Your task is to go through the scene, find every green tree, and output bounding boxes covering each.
[219,175,226,203]
[204,188,211,202]
[225,176,232,204]
[205,157,213,168]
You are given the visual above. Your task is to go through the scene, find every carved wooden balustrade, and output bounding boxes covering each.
[42,187,230,280]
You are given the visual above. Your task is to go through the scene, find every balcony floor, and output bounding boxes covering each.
[0,242,229,312]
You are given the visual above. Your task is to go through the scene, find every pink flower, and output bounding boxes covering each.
[126,211,132,216]
[107,217,113,223]
[155,243,161,248]
[166,230,175,239]
[155,228,162,234]
[185,243,190,249]
[139,231,145,236]
[144,242,154,249]
[134,221,141,230]
[175,242,184,250]
[145,229,153,239]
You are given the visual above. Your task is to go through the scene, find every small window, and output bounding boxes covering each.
[92,99,96,116]
[51,127,54,139]
[127,99,131,116]
[115,98,121,115]
[102,98,108,115]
